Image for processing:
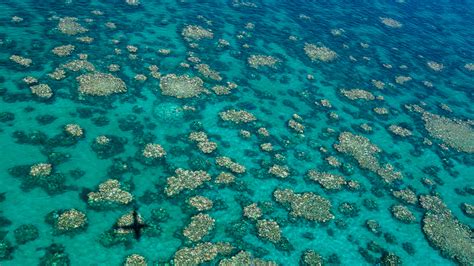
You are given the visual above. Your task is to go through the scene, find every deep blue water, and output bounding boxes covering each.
[0,0,473,265]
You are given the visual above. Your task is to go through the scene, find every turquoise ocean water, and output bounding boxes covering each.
[0,0,473,265]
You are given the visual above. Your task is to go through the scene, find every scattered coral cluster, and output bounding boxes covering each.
[247,54,280,69]
[165,169,211,197]
[181,25,214,41]
[219,109,257,124]
[1,1,473,265]
[58,17,88,35]
[304,43,337,62]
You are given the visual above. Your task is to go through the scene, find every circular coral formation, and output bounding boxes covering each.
[215,172,236,184]
[260,143,273,152]
[56,209,87,233]
[58,17,88,35]
[95,135,110,145]
[181,25,214,41]
[189,131,209,142]
[49,69,66,80]
[77,72,127,96]
[142,143,166,159]
[159,74,205,98]
[301,250,324,266]
[240,130,251,138]
[374,107,389,115]
[52,45,75,57]
[124,254,147,266]
[188,196,213,211]
[288,118,305,134]
[268,164,290,179]
[64,124,84,137]
[29,163,52,177]
[390,205,416,223]
[30,84,53,99]
[87,179,133,208]
[198,141,218,154]
[243,203,262,220]
[427,61,444,71]
[256,219,281,243]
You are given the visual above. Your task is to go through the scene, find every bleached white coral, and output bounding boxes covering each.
[304,43,337,62]
[77,72,126,96]
[159,74,205,98]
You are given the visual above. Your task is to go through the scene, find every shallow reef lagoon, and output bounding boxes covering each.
[0,0,473,265]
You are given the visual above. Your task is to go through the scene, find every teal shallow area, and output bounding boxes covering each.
[0,0,473,265]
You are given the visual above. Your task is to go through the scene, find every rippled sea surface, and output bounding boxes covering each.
[1,0,473,265]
